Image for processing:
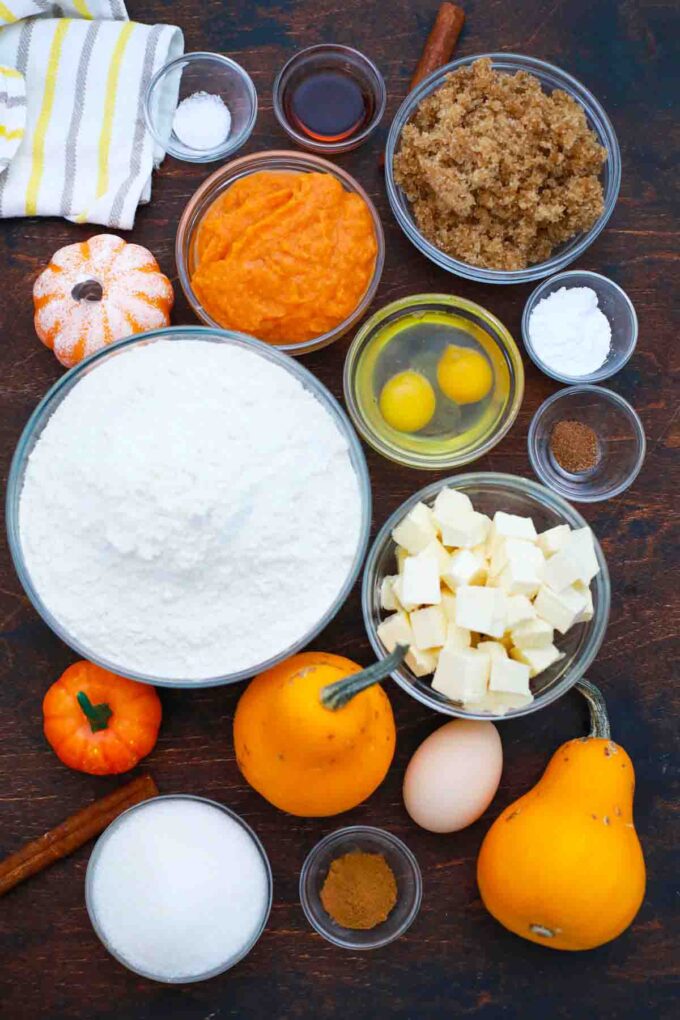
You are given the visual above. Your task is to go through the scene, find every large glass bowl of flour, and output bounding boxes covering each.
[7,328,371,687]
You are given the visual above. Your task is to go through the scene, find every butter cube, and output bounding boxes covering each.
[391,574,419,612]
[380,575,401,612]
[432,487,473,524]
[477,640,508,661]
[432,647,490,704]
[511,617,554,650]
[392,502,437,555]
[439,510,491,550]
[455,586,506,638]
[505,594,536,629]
[545,528,599,591]
[537,524,571,557]
[420,537,451,575]
[405,645,438,678]
[377,611,413,653]
[396,546,409,572]
[482,690,534,715]
[491,542,546,595]
[511,643,565,678]
[401,551,441,606]
[574,581,594,622]
[442,548,487,589]
[444,622,472,650]
[489,537,544,579]
[489,658,531,697]
[440,591,457,621]
[491,511,538,544]
[410,605,447,650]
[534,584,587,634]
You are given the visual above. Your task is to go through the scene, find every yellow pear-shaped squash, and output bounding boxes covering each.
[234,648,399,817]
[477,680,645,951]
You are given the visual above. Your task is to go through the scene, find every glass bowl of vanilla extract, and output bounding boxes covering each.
[273,44,386,154]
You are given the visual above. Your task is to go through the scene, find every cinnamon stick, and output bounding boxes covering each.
[0,774,158,896]
[410,3,465,89]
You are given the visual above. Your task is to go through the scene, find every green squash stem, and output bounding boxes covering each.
[575,678,611,740]
[77,691,113,733]
[320,645,409,711]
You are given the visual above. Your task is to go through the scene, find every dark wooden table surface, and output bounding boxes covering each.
[1,2,678,1017]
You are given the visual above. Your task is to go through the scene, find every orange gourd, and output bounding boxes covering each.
[477,680,646,951]
[33,234,174,368]
[43,661,162,775]
[233,648,399,817]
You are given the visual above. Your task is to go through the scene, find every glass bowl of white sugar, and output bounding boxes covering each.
[7,327,371,687]
[144,52,257,163]
[522,270,638,384]
[85,796,273,983]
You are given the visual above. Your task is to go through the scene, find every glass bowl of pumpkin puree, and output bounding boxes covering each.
[176,151,385,355]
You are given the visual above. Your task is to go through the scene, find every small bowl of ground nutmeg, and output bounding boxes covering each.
[299,826,422,950]
[528,386,646,502]
[385,54,621,284]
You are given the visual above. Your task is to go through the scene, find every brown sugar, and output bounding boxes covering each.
[320,850,397,930]
[394,58,607,271]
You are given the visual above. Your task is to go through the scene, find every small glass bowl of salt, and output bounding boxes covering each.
[144,52,257,163]
[522,270,638,385]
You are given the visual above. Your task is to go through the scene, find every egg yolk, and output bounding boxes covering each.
[437,345,493,405]
[379,371,436,433]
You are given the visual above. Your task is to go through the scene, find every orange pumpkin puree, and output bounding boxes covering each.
[191,171,378,345]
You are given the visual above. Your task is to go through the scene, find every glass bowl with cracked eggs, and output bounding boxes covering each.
[362,473,610,720]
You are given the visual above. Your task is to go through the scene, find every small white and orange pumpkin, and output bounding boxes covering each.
[33,234,174,368]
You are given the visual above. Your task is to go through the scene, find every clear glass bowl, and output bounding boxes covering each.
[6,327,371,688]
[144,52,257,163]
[362,473,610,720]
[385,53,621,285]
[299,826,422,950]
[343,293,524,470]
[528,386,646,502]
[85,795,273,983]
[522,270,638,384]
[272,44,386,154]
[175,150,385,355]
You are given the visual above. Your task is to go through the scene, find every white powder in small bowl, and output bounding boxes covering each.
[18,339,364,681]
[88,799,270,982]
[528,286,612,377]
[173,91,232,150]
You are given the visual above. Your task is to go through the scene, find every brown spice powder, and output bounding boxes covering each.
[320,850,397,930]
[550,419,599,473]
[393,58,607,271]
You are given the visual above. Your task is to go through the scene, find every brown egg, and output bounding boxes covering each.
[403,719,503,833]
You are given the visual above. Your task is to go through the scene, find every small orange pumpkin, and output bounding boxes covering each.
[33,234,174,367]
[477,680,646,951]
[43,661,162,775]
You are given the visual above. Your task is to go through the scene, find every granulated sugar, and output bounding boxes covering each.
[88,799,270,981]
[19,340,363,680]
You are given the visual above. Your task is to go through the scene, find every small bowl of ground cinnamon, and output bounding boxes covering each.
[386,54,621,285]
[299,826,422,949]
[528,386,646,502]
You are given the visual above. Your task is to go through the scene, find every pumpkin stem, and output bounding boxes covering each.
[71,279,103,302]
[576,679,611,740]
[320,645,409,711]
[77,691,113,733]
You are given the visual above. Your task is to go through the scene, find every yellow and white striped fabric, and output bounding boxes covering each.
[0,64,25,169]
[0,1,183,227]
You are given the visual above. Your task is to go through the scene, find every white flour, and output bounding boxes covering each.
[19,340,363,680]
[528,286,612,376]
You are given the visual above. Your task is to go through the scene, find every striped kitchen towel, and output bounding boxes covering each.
[0,1,183,228]
[0,64,26,169]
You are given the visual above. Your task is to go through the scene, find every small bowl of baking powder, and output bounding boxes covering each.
[522,270,638,384]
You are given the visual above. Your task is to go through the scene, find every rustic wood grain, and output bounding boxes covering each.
[0,1,678,1017]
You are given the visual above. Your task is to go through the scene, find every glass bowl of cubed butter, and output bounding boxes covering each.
[362,473,610,719]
